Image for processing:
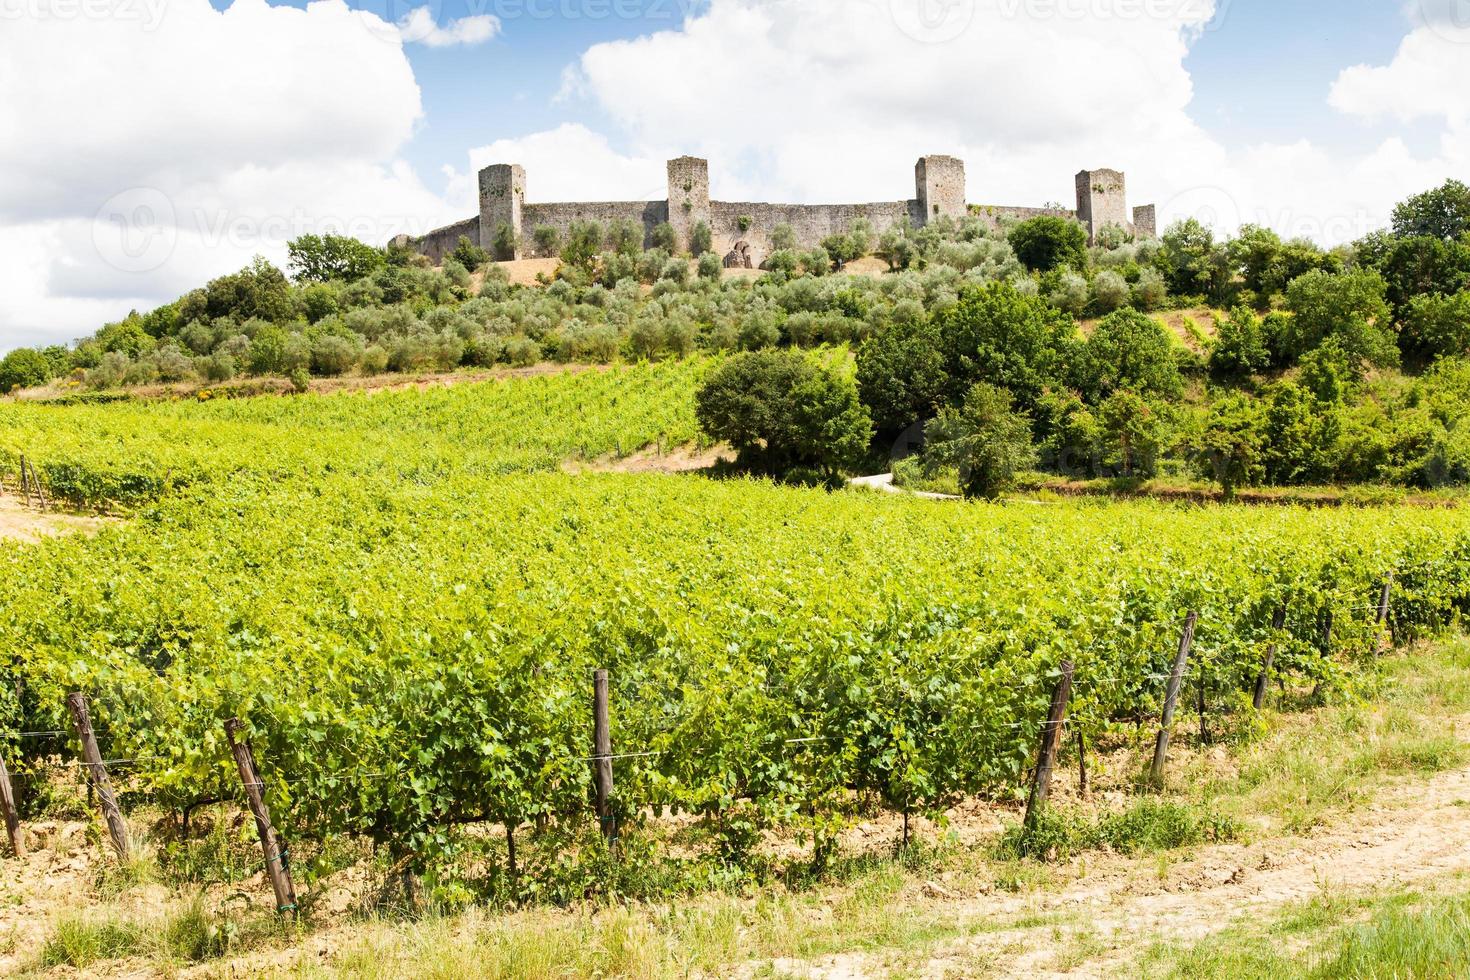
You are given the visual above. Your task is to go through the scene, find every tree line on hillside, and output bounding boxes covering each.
[3,180,1469,495]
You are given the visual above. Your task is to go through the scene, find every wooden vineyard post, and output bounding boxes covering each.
[0,751,24,857]
[1076,729,1089,798]
[1253,606,1288,711]
[1023,661,1074,834]
[65,692,129,860]
[1149,612,1198,787]
[18,457,32,508]
[1376,574,1394,655]
[224,719,298,917]
[593,669,616,847]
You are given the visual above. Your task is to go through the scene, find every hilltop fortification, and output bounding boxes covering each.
[406,156,1155,267]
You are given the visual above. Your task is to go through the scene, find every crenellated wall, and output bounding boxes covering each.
[709,200,921,267]
[406,154,1155,264]
[520,201,668,256]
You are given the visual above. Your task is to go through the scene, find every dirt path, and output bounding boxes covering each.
[0,492,112,544]
[778,763,1470,978]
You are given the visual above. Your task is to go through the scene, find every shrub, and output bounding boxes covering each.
[0,348,53,393]
[918,383,1036,499]
[1048,270,1089,315]
[1091,270,1130,313]
[689,221,713,257]
[1081,308,1184,400]
[287,234,385,284]
[696,252,722,281]
[311,333,362,377]
[651,222,678,252]
[1209,307,1270,378]
[1007,215,1087,272]
[451,235,491,272]
[770,223,797,251]
[492,223,519,262]
[532,226,561,258]
[695,350,872,479]
[1132,267,1168,310]
[1283,268,1396,368]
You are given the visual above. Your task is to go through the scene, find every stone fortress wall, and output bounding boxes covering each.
[407,155,1156,267]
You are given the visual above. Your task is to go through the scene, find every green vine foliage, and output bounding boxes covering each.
[1,360,1466,873]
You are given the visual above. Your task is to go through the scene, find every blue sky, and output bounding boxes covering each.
[373,0,1428,198]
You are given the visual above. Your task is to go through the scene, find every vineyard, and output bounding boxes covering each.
[3,359,1470,903]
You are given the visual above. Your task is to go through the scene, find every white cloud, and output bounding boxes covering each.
[0,0,459,350]
[460,0,1470,251]
[1330,21,1470,125]
[397,6,499,47]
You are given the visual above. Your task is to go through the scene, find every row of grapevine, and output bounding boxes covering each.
[1,360,1468,879]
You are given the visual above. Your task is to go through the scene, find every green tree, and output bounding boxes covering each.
[1377,235,1470,320]
[451,235,491,271]
[532,226,561,258]
[1099,390,1167,478]
[492,223,519,262]
[770,223,797,252]
[200,257,296,324]
[651,222,678,253]
[695,350,873,479]
[0,348,52,393]
[689,221,713,257]
[856,317,950,436]
[287,234,385,284]
[920,383,1036,499]
[1262,380,1339,485]
[1392,179,1470,242]
[936,281,1078,410]
[562,220,603,269]
[1081,308,1184,401]
[1282,268,1396,367]
[1402,292,1470,362]
[1160,218,1231,301]
[1007,215,1088,272]
[1209,306,1269,378]
[1198,393,1266,497]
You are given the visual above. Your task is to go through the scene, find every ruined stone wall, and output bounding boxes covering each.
[709,200,920,267]
[413,216,480,265]
[969,204,1079,230]
[520,201,668,255]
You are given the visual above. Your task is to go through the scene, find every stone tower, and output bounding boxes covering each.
[1075,169,1129,244]
[479,163,525,259]
[915,155,966,224]
[666,156,711,254]
[1132,204,1157,240]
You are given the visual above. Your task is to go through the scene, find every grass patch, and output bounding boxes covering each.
[1136,881,1470,978]
[36,896,276,971]
[1177,640,1470,833]
[997,798,1242,862]
[38,914,149,969]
